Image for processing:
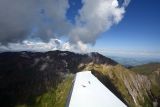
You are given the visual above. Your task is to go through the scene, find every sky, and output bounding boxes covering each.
[94,0,160,57]
[0,0,159,58]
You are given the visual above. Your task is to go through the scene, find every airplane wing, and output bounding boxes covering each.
[66,71,127,107]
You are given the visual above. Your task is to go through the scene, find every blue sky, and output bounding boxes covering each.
[66,0,160,57]
[95,0,160,56]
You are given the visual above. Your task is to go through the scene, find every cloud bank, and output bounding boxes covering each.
[0,0,130,52]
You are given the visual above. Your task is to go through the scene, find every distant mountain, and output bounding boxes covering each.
[107,55,160,66]
[0,51,159,107]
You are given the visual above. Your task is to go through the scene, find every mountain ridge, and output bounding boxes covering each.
[0,50,159,107]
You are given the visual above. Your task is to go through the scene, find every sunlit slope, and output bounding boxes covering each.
[80,63,160,107]
[131,63,160,75]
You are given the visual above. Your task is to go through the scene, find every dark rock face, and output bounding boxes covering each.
[0,51,117,73]
[0,50,117,107]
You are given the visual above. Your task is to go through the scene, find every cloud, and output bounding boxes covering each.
[0,0,130,52]
[0,0,70,44]
[0,39,63,52]
[62,41,87,52]
[123,0,131,7]
[69,0,125,45]
[0,38,88,53]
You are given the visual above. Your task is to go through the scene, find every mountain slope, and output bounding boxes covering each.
[81,64,160,107]
[130,63,160,75]
[0,51,159,107]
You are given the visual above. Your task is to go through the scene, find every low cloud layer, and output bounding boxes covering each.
[0,0,130,52]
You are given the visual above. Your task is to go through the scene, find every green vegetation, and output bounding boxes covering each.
[131,63,160,98]
[131,63,160,75]
[80,63,160,107]
[82,64,136,106]
[16,74,74,107]
[149,74,160,98]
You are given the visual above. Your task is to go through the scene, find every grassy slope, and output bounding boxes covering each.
[131,63,160,103]
[131,63,160,75]
[82,64,136,106]
[15,74,74,107]
[80,63,160,107]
